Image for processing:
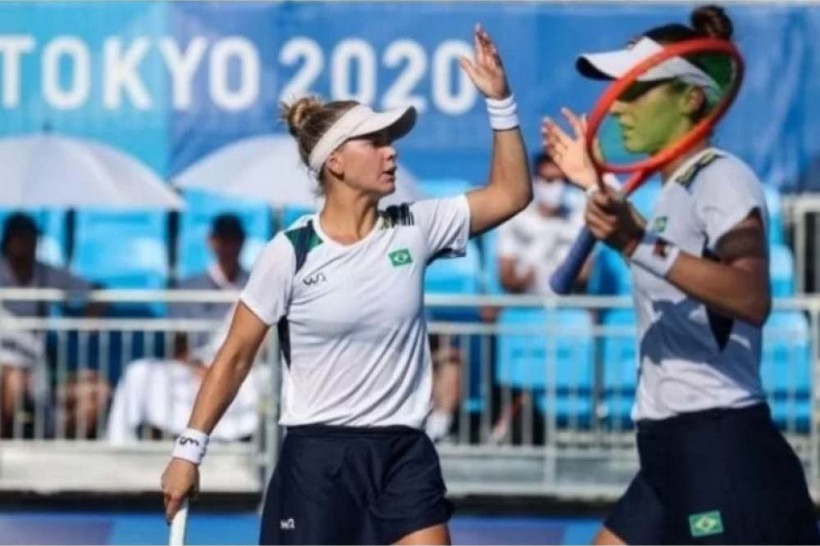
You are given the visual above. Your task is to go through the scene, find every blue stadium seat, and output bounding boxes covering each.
[424,240,482,321]
[587,246,632,295]
[72,209,169,315]
[478,228,504,294]
[416,178,476,200]
[38,210,68,267]
[495,307,595,424]
[177,190,273,278]
[280,206,315,231]
[763,184,785,246]
[599,309,638,426]
[761,311,812,431]
[769,243,795,298]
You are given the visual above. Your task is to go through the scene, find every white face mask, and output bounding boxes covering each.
[533,179,565,208]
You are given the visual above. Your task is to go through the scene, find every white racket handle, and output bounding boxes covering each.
[169,499,189,546]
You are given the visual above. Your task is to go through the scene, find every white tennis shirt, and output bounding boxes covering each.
[632,147,769,421]
[240,196,470,428]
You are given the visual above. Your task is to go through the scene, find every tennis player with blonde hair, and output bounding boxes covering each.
[161,24,530,545]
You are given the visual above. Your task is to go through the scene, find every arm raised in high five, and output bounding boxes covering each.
[460,24,531,237]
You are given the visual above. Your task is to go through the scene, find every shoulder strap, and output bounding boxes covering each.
[284,220,323,274]
[674,150,723,189]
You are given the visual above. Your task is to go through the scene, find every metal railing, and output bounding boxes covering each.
[0,289,816,503]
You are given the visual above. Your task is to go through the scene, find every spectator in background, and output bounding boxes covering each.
[171,214,248,319]
[107,304,267,444]
[495,152,588,296]
[0,213,99,315]
[0,212,109,438]
[107,213,260,445]
[490,154,587,444]
[170,213,250,354]
[425,333,462,444]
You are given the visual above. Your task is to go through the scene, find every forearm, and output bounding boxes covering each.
[186,349,254,434]
[665,253,771,326]
[488,128,531,211]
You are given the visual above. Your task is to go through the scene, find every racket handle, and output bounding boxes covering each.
[549,228,597,295]
[169,499,189,546]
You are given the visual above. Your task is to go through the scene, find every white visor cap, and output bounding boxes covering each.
[308,104,416,174]
[577,37,721,102]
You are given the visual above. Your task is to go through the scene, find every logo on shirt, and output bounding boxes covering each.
[280,518,296,531]
[688,511,723,538]
[652,216,668,234]
[303,272,327,286]
[388,248,413,267]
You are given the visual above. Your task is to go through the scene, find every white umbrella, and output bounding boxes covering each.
[173,134,421,208]
[0,134,183,209]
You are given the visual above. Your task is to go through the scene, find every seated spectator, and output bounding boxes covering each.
[105,213,261,445]
[0,212,109,438]
[106,305,267,444]
[171,214,250,349]
[496,152,587,296]
[425,333,462,444]
[174,213,249,312]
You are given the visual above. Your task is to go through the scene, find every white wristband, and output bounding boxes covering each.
[486,95,519,131]
[172,428,209,465]
[630,232,681,278]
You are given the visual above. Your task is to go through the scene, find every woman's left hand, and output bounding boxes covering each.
[459,24,510,100]
[585,189,645,256]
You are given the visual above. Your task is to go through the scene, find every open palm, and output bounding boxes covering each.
[459,24,510,100]
[542,108,600,191]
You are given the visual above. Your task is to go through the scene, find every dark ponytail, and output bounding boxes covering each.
[691,5,733,41]
[643,5,736,94]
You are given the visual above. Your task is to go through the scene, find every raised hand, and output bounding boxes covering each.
[542,108,599,191]
[459,24,510,100]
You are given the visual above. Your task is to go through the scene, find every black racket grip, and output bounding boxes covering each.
[549,228,597,295]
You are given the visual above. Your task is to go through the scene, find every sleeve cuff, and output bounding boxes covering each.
[707,205,764,252]
[239,293,275,326]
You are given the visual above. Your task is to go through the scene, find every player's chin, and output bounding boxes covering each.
[621,136,645,155]
[375,175,397,195]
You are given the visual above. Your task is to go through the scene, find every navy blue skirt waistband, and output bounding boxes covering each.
[285,424,423,437]
[636,403,770,432]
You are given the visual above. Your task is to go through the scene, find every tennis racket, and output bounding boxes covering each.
[549,38,744,294]
[169,499,189,546]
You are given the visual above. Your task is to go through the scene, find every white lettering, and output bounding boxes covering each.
[159,37,207,110]
[382,39,427,112]
[278,37,323,103]
[0,35,35,108]
[432,40,477,115]
[103,37,151,110]
[331,39,375,104]
[43,37,90,110]
[209,37,258,111]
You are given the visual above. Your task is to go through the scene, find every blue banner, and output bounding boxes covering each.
[0,1,818,191]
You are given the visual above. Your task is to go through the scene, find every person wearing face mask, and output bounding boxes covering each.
[495,152,587,296]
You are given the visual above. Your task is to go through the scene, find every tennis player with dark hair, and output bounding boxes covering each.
[545,5,819,545]
[162,24,530,545]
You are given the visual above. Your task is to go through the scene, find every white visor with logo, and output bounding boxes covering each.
[577,37,721,102]
[308,104,416,174]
